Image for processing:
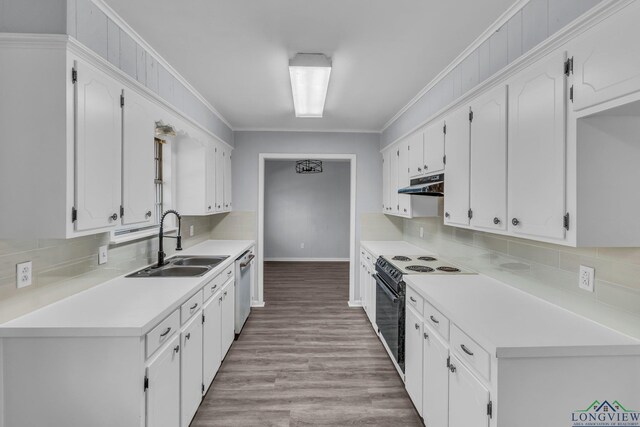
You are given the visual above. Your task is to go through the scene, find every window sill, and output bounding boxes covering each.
[109,227,178,245]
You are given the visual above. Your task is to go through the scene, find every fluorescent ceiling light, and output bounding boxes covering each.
[289,53,332,118]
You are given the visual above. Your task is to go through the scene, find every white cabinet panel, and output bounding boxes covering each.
[469,85,508,231]
[215,144,225,212]
[388,147,399,214]
[449,356,490,427]
[382,150,390,212]
[366,267,376,327]
[224,149,232,211]
[146,335,180,427]
[423,323,449,427]
[405,306,423,416]
[573,1,640,111]
[180,314,203,427]
[221,280,235,357]
[508,51,567,240]
[424,120,445,174]
[122,89,156,225]
[409,131,425,178]
[74,60,122,232]
[205,143,216,214]
[398,139,411,216]
[443,106,471,227]
[203,291,222,393]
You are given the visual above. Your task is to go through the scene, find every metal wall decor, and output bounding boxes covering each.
[295,159,323,174]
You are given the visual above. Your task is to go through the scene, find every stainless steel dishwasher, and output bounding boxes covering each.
[234,248,255,337]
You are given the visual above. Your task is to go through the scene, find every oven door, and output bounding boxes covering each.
[375,274,404,372]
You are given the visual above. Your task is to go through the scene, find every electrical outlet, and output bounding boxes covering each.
[16,261,32,288]
[98,245,108,265]
[190,225,195,237]
[300,243,304,249]
[419,227,424,238]
[579,265,595,292]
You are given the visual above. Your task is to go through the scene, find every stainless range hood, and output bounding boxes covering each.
[398,173,444,196]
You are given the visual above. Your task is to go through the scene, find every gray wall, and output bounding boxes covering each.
[381,0,602,148]
[264,160,350,260]
[0,0,233,145]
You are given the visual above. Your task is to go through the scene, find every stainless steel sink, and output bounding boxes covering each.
[126,255,229,278]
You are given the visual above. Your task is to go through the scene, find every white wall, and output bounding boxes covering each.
[264,160,350,260]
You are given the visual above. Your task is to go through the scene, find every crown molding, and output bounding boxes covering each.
[234,127,381,134]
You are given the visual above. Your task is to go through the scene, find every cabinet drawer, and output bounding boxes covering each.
[424,300,450,340]
[450,325,491,381]
[204,265,234,301]
[181,290,204,324]
[406,286,424,316]
[146,309,180,358]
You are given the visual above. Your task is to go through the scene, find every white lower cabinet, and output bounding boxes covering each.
[221,279,236,357]
[423,323,449,427]
[448,355,490,427]
[181,313,204,427]
[202,290,223,392]
[146,335,181,427]
[405,305,424,416]
[360,248,377,330]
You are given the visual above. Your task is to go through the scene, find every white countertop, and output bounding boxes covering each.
[360,240,426,259]
[405,274,640,358]
[0,240,254,338]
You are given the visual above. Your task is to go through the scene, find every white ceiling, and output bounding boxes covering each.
[104,0,514,132]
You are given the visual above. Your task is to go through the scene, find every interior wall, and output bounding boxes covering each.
[264,160,350,260]
[401,200,640,340]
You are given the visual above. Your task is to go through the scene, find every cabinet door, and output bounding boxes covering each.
[146,335,180,427]
[470,86,508,231]
[409,131,425,178]
[508,51,567,240]
[74,60,122,232]
[389,147,399,214]
[224,149,232,210]
[405,306,423,416]
[444,106,471,227]
[221,281,236,357]
[423,323,449,427]
[424,121,445,174]
[367,267,376,327]
[122,89,156,225]
[215,144,224,212]
[202,293,222,392]
[449,355,490,427]
[382,151,390,212]
[573,1,640,111]
[181,314,203,427]
[398,139,411,216]
[360,261,368,312]
[205,143,216,214]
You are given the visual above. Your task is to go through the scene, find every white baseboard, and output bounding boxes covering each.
[348,300,363,308]
[264,257,350,262]
[251,301,266,308]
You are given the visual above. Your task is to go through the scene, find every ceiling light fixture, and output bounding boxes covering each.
[289,53,332,118]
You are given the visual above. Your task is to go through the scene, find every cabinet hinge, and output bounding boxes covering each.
[487,400,493,418]
[202,313,205,324]
[468,209,473,219]
[202,383,205,394]
[469,110,474,122]
[564,212,570,231]
[397,150,399,156]
[120,205,124,218]
[443,124,447,135]
[71,207,77,223]
[144,376,149,392]
[569,85,574,103]
[446,355,451,368]
[71,67,77,84]
[564,57,574,76]
[443,155,446,165]
[120,94,125,108]
[407,168,410,173]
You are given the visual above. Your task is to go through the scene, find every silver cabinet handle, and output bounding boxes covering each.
[227,271,232,275]
[224,291,228,296]
[409,296,417,303]
[174,344,180,353]
[414,323,420,330]
[423,332,429,340]
[424,165,428,170]
[211,284,218,291]
[512,218,520,226]
[449,363,456,373]
[110,213,118,221]
[445,212,450,218]
[160,327,171,337]
[185,332,191,340]
[145,211,152,218]
[417,167,422,172]
[430,315,439,324]
[190,303,198,311]
[460,344,474,356]
[493,217,500,225]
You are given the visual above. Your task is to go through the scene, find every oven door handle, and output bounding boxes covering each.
[374,274,399,303]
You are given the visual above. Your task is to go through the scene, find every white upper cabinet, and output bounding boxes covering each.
[424,120,445,174]
[469,85,508,231]
[74,60,123,232]
[572,1,640,112]
[215,144,225,212]
[224,148,232,211]
[388,147,399,214]
[206,143,217,213]
[408,131,425,178]
[443,106,471,227]
[382,150,390,212]
[398,139,411,216]
[121,89,156,226]
[508,51,567,241]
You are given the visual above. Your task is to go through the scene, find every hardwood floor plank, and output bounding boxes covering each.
[192,261,422,426]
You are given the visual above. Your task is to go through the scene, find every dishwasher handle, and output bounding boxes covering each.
[240,254,255,269]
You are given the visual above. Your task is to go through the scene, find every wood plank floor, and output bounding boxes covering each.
[192,261,422,427]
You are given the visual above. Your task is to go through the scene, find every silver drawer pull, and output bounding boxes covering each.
[460,344,474,356]
[190,303,198,311]
[414,323,419,330]
[211,285,218,291]
[227,271,232,275]
[449,363,457,373]
[430,315,440,324]
[409,296,417,303]
[160,327,171,337]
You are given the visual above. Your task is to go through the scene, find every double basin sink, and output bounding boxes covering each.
[127,255,230,278]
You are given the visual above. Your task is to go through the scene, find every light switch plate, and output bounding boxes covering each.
[16,261,32,288]
[579,265,595,292]
[419,227,424,238]
[98,245,108,265]
[189,225,195,237]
